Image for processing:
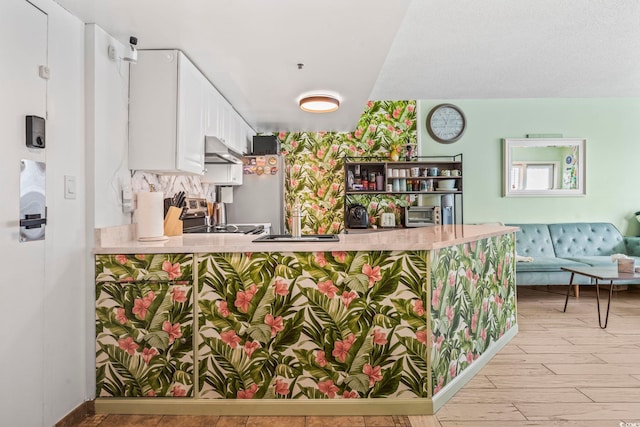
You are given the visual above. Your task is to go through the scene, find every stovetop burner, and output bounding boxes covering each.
[183,224,265,234]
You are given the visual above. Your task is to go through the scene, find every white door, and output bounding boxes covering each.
[0,0,47,425]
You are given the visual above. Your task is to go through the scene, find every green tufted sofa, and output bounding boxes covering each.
[507,223,640,294]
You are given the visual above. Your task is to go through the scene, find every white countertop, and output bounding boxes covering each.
[94,224,518,254]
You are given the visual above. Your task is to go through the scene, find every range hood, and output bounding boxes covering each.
[204,136,243,164]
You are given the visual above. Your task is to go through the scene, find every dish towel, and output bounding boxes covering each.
[516,254,534,262]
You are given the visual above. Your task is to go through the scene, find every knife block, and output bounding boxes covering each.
[163,206,183,237]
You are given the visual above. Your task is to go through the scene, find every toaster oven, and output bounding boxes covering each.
[404,206,441,227]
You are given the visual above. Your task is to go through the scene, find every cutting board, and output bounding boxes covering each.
[163,206,183,236]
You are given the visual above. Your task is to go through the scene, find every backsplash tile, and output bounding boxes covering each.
[131,171,217,200]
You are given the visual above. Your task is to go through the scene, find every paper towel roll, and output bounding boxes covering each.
[136,192,166,241]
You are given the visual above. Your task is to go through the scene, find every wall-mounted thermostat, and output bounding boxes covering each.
[26,115,45,149]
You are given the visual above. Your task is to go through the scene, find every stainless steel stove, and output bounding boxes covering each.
[183,223,265,234]
[177,196,265,234]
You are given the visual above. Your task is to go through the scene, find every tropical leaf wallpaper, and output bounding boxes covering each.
[198,250,427,399]
[94,235,516,400]
[278,100,417,234]
[429,234,517,394]
[95,254,195,397]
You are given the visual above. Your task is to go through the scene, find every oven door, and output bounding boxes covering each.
[404,206,441,227]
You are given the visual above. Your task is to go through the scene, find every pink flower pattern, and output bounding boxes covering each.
[171,287,187,303]
[363,363,382,387]
[274,379,289,396]
[341,290,357,308]
[363,264,382,287]
[332,251,347,262]
[220,330,241,348]
[273,279,289,296]
[132,291,155,320]
[118,337,138,355]
[372,329,388,345]
[141,347,158,364]
[218,300,230,317]
[265,314,284,337]
[315,252,327,267]
[315,350,328,367]
[237,384,257,399]
[162,260,181,280]
[243,340,261,358]
[317,280,338,298]
[318,380,339,398]
[235,288,255,313]
[413,300,425,316]
[162,321,182,344]
[115,307,128,324]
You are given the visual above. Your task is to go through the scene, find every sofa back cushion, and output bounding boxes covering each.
[548,222,626,257]
[509,224,557,257]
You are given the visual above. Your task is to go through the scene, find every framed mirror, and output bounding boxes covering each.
[503,138,586,197]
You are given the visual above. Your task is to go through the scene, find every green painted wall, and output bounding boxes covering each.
[418,98,640,236]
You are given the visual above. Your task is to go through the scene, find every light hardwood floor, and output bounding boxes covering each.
[74,286,640,427]
[411,285,640,427]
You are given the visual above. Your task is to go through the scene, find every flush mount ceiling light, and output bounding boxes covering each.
[299,95,340,113]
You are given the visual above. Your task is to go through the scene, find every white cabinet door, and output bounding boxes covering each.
[217,99,233,148]
[240,120,256,154]
[176,54,205,174]
[201,164,243,185]
[129,50,204,175]
[204,82,227,140]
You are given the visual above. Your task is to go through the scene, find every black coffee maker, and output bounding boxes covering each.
[346,204,369,229]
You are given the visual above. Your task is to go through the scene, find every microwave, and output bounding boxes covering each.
[405,206,454,227]
[404,206,441,227]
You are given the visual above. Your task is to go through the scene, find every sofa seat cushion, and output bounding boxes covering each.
[564,255,640,267]
[548,223,627,257]
[516,256,589,272]
[516,270,592,285]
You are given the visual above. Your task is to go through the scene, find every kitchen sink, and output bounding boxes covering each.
[252,234,339,243]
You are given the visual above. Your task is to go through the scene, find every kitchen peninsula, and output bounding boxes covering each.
[94,224,518,415]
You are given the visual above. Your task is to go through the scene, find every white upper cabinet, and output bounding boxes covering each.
[130,49,255,176]
[203,81,254,156]
[129,50,205,175]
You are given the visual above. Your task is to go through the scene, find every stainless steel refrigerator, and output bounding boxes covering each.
[225,155,285,235]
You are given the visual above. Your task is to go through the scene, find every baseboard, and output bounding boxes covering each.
[96,398,433,416]
[55,400,94,427]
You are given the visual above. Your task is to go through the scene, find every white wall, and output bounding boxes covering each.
[86,24,132,228]
[0,0,87,425]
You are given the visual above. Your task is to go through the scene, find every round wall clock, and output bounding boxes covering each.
[426,104,466,144]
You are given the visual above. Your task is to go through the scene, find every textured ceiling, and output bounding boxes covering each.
[55,0,640,132]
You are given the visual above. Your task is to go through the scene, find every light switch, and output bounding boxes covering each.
[64,175,76,199]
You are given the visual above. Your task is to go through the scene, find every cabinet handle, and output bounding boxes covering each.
[180,338,187,344]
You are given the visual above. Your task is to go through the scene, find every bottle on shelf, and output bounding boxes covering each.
[354,164,362,188]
